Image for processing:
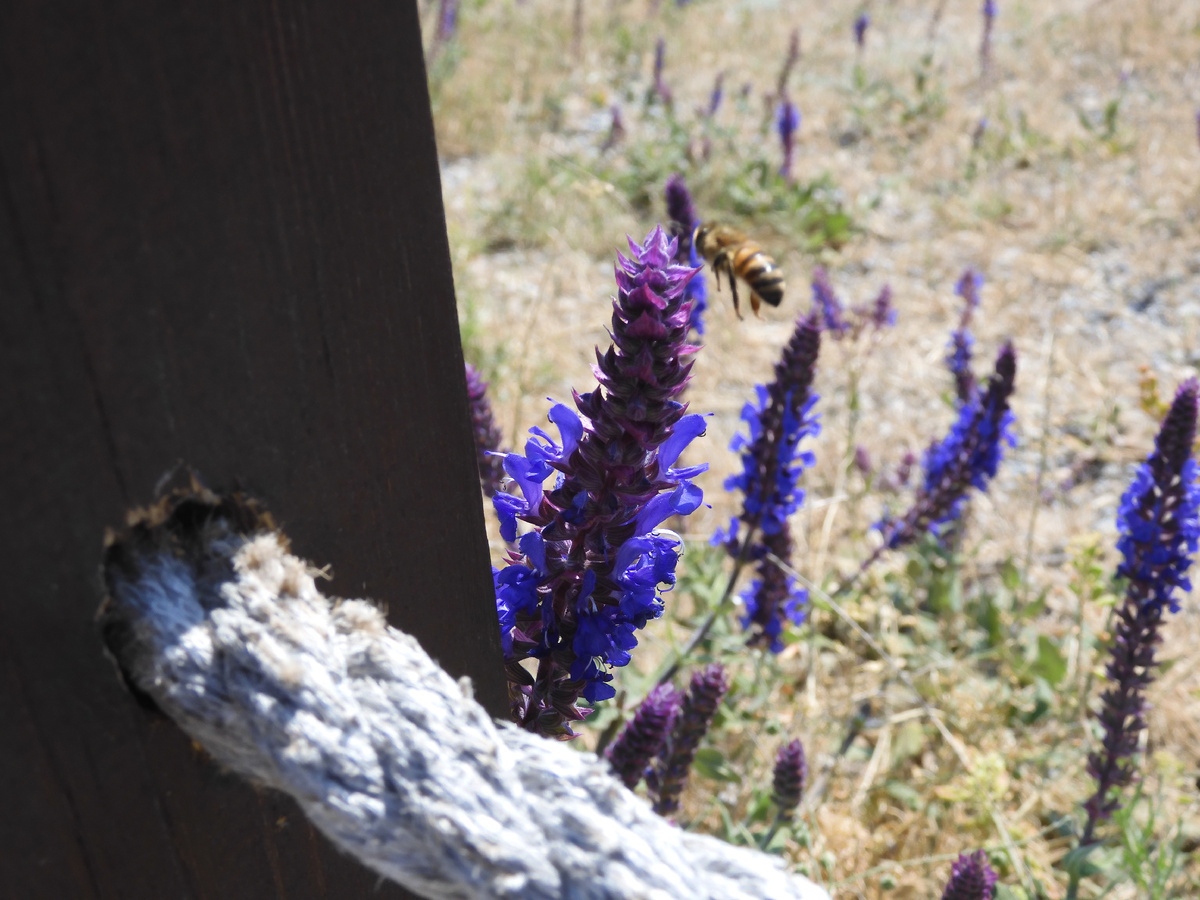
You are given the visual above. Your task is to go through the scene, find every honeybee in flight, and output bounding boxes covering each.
[692,223,785,318]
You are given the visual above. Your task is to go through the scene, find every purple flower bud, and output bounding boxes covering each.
[1082,379,1200,843]
[464,363,507,497]
[601,104,626,153]
[868,283,897,330]
[853,13,869,51]
[854,444,873,475]
[955,268,983,310]
[874,343,1017,553]
[606,683,682,789]
[652,664,728,815]
[436,0,458,42]
[492,228,707,736]
[972,117,989,149]
[777,101,801,180]
[772,738,808,819]
[708,72,725,118]
[941,851,998,900]
[653,38,673,105]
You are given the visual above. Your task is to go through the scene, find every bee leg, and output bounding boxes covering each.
[751,291,762,317]
[726,264,743,320]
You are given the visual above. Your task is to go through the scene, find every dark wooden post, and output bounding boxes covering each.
[0,1,506,897]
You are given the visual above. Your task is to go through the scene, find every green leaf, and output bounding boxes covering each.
[1015,591,1047,621]
[1060,842,1105,879]
[884,779,922,810]
[692,747,741,783]
[1000,557,1022,592]
[1032,635,1068,686]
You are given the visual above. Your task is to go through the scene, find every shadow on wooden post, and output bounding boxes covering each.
[0,2,505,897]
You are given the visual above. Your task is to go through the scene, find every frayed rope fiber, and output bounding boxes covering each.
[99,489,829,900]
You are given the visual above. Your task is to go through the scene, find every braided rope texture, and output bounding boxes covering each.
[98,489,829,900]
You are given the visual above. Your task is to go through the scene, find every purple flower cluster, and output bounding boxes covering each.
[606,682,681,789]
[811,266,849,336]
[777,101,801,181]
[492,228,707,736]
[864,284,897,331]
[664,174,708,336]
[941,851,999,900]
[772,738,808,819]
[853,13,870,52]
[948,268,983,403]
[650,664,729,815]
[719,314,822,650]
[810,270,897,342]
[707,72,725,118]
[876,343,1017,551]
[465,363,507,496]
[436,0,458,42]
[1081,379,1200,843]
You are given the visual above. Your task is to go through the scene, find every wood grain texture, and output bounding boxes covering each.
[0,1,505,897]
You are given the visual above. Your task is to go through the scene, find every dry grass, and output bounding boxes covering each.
[426,1,1200,896]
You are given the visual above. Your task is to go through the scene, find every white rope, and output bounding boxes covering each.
[100,496,829,900]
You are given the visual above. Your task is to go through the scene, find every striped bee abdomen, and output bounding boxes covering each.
[732,245,785,307]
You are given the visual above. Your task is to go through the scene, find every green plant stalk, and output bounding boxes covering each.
[655,520,759,688]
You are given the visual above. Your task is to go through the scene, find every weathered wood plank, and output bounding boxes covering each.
[0,1,504,896]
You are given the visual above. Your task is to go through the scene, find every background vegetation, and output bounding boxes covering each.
[423,1,1200,896]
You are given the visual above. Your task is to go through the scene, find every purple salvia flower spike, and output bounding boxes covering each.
[436,0,458,43]
[772,738,808,820]
[941,851,999,900]
[777,101,801,181]
[721,314,821,650]
[949,268,983,403]
[601,104,626,153]
[854,444,872,475]
[653,38,673,106]
[492,227,706,737]
[665,174,708,335]
[606,683,682,789]
[741,525,807,651]
[870,284,897,330]
[464,363,507,497]
[708,72,725,118]
[871,343,1017,558]
[980,0,996,75]
[651,664,728,816]
[1081,379,1200,844]
[853,13,869,52]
